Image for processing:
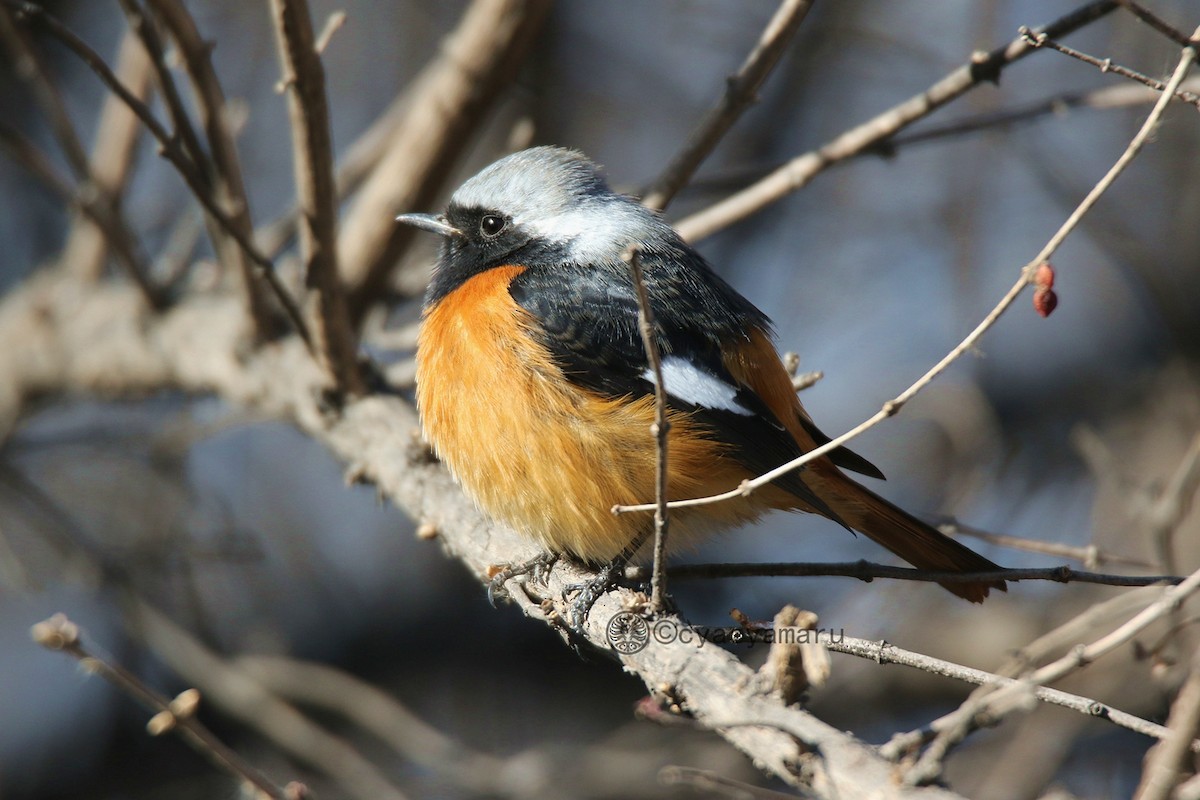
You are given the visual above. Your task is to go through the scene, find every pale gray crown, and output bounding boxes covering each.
[450,146,672,263]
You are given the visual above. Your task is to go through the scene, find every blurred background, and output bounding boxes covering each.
[1,1,1199,797]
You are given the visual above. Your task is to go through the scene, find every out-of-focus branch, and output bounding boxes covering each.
[0,4,89,176]
[1136,650,1200,800]
[257,89,410,259]
[125,599,410,800]
[58,30,153,281]
[31,613,295,800]
[1119,0,1197,47]
[0,123,164,307]
[934,517,1155,569]
[640,0,813,211]
[676,0,1120,242]
[141,0,280,338]
[268,0,364,396]
[237,656,520,797]
[6,1,312,347]
[338,0,551,328]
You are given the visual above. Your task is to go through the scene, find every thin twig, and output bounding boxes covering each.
[641,0,814,210]
[59,30,154,282]
[0,122,165,307]
[906,540,1200,784]
[675,0,1120,242]
[7,1,313,348]
[624,246,671,612]
[1147,432,1200,578]
[1136,650,1200,799]
[268,0,364,396]
[30,613,292,800]
[625,560,1180,588]
[141,0,280,338]
[125,598,411,800]
[614,12,1193,517]
[883,78,1200,152]
[789,628,1199,752]
[1020,25,1200,108]
[0,5,89,175]
[1119,0,1197,47]
[236,655,516,797]
[933,517,1155,569]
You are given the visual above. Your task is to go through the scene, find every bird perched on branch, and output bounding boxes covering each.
[398,146,1005,605]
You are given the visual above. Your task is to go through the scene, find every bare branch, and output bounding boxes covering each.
[1119,0,1197,47]
[140,0,281,338]
[623,245,671,611]
[59,30,153,281]
[782,628,1197,752]
[906,558,1200,785]
[615,19,1194,517]
[625,560,1180,588]
[124,598,410,800]
[30,613,293,800]
[676,0,1120,242]
[6,1,313,347]
[0,122,165,307]
[1020,25,1200,108]
[1136,651,1200,799]
[640,0,814,211]
[267,0,364,396]
[338,0,551,327]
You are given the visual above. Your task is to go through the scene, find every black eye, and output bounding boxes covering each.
[479,214,507,238]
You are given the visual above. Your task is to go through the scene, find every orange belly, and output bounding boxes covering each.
[415,266,790,562]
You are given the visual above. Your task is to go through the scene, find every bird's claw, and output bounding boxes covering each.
[486,552,559,606]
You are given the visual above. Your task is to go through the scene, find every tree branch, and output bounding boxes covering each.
[268,0,364,396]
[6,1,313,348]
[338,0,551,327]
[615,14,1192,517]
[640,0,814,211]
[30,613,295,800]
[626,560,1180,588]
[139,0,281,338]
[675,0,1120,242]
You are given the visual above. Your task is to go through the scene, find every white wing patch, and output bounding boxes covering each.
[645,356,752,416]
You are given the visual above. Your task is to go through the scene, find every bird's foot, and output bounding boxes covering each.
[563,558,629,632]
[487,552,560,606]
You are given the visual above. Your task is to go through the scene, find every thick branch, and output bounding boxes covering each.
[0,269,963,798]
[338,0,551,327]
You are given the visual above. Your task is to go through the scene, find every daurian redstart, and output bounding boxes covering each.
[398,147,1004,602]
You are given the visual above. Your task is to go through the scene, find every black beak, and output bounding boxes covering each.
[395,213,463,238]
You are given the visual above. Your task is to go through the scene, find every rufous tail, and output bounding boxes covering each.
[814,468,1006,603]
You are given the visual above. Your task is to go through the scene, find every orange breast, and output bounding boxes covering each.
[416,266,789,562]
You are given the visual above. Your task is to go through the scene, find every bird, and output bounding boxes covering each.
[397,146,1005,604]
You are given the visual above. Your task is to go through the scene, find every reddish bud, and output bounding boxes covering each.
[1033,288,1058,317]
[1034,262,1055,290]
